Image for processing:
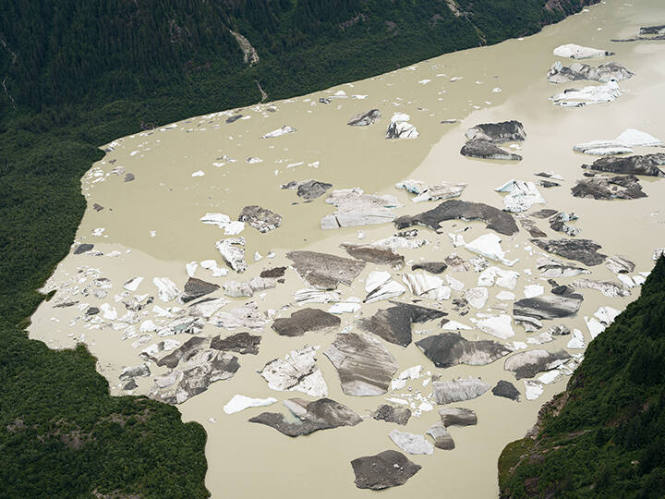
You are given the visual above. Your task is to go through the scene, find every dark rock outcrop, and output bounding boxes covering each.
[249,397,361,437]
[351,450,421,490]
[461,139,522,161]
[324,332,398,396]
[531,238,607,266]
[359,302,446,347]
[492,380,521,401]
[238,205,282,233]
[571,175,647,200]
[340,243,404,266]
[348,109,381,126]
[210,332,261,355]
[282,180,333,200]
[547,61,634,83]
[465,120,526,143]
[287,251,366,289]
[504,350,571,379]
[416,333,510,368]
[394,199,519,235]
[73,243,94,254]
[438,407,478,426]
[582,153,665,177]
[432,378,491,404]
[149,339,240,404]
[181,277,220,303]
[412,261,448,274]
[427,423,455,449]
[272,308,341,337]
[372,404,412,425]
[260,266,287,278]
[513,293,583,320]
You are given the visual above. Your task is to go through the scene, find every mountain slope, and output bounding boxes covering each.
[499,257,665,498]
[1,0,598,115]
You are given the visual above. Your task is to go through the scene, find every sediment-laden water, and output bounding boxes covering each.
[30,1,665,497]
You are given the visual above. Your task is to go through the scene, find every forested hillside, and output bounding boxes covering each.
[0,1,598,496]
[1,0,597,116]
[499,257,665,498]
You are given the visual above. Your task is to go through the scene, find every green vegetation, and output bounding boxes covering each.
[499,257,665,498]
[0,0,596,496]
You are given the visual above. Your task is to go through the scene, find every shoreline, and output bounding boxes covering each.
[27,0,665,497]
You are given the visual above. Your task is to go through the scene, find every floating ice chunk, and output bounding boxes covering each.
[366,271,391,292]
[496,290,516,301]
[223,395,278,415]
[387,397,410,406]
[523,285,544,298]
[201,212,230,227]
[152,277,179,302]
[567,329,586,349]
[465,287,489,309]
[471,313,514,339]
[395,180,466,203]
[402,273,450,300]
[365,278,406,303]
[495,180,545,213]
[200,213,245,235]
[550,80,621,107]
[478,267,519,289]
[595,306,620,324]
[389,429,434,455]
[186,262,198,277]
[200,259,228,277]
[441,320,472,331]
[465,233,519,267]
[615,128,663,147]
[449,233,466,247]
[446,275,464,291]
[398,365,422,381]
[100,303,117,320]
[192,170,205,177]
[386,113,419,139]
[574,129,662,155]
[295,289,340,304]
[573,140,633,156]
[123,277,144,292]
[216,237,247,273]
[526,331,554,345]
[506,341,528,351]
[553,43,613,59]
[582,316,607,337]
[418,79,431,85]
[328,298,362,314]
[262,125,296,138]
[524,380,544,400]
[139,320,157,333]
[247,157,263,164]
[585,306,620,339]
[537,370,561,385]
[321,189,400,229]
[260,346,328,397]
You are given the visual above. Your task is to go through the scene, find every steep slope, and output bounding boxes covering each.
[499,257,665,498]
[1,0,598,115]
